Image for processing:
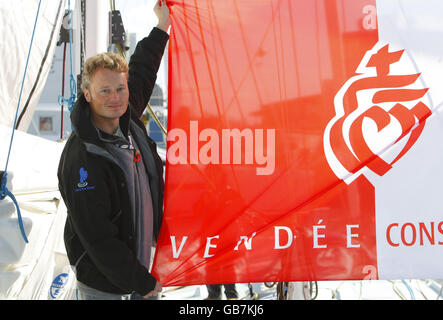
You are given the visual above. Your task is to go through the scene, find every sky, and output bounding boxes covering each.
[116,0,159,41]
[118,0,169,100]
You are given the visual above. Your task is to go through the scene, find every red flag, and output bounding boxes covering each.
[152,0,437,286]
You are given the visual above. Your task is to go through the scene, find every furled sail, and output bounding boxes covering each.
[0,0,76,300]
[0,125,72,299]
[0,0,66,131]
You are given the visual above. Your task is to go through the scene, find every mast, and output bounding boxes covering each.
[72,0,108,94]
[83,0,108,60]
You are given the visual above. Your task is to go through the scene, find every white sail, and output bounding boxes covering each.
[0,0,66,131]
[0,124,75,300]
[0,0,75,300]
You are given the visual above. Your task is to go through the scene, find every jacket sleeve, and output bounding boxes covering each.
[128,27,169,118]
[59,148,156,295]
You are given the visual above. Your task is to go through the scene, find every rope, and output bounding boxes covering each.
[0,172,28,243]
[60,42,67,140]
[146,102,167,135]
[401,280,416,300]
[0,0,44,243]
[58,0,76,131]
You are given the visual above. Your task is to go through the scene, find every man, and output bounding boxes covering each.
[57,0,170,300]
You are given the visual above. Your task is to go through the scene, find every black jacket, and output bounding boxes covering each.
[57,28,168,296]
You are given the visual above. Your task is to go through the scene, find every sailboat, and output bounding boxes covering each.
[1,0,442,301]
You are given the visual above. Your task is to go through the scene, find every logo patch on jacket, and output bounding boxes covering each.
[74,167,95,192]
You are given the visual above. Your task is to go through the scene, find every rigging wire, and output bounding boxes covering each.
[0,0,44,243]
[310,281,318,300]
[60,41,67,140]
[415,280,428,300]
[58,0,77,135]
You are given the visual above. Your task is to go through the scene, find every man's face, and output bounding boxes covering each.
[83,68,129,130]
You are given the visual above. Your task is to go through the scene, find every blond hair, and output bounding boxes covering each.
[81,52,129,90]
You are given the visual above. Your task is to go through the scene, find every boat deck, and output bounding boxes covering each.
[161,280,443,300]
